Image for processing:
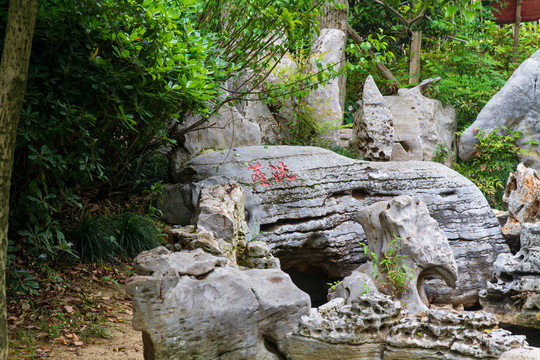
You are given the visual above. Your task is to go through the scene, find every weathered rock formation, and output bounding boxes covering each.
[167,145,509,307]
[385,309,527,359]
[352,75,395,160]
[499,347,540,359]
[480,222,540,329]
[352,77,457,165]
[306,28,346,146]
[502,163,540,240]
[356,196,458,314]
[127,247,311,360]
[459,49,540,169]
[288,294,403,359]
[289,291,527,360]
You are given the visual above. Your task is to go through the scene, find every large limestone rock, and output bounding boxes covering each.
[306,29,346,146]
[127,247,311,360]
[288,294,403,360]
[499,347,540,360]
[318,0,349,32]
[191,183,249,260]
[353,77,457,165]
[357,196,458,314]
[352,75,395,160]
[385,309,528,359]
[480,222,540,329]
[171,145,509,306]
[395,78,457,165]
[181,105,261,156]
[502,163,540,239]
[459,49,540,169]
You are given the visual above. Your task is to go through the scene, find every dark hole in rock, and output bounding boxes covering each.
[464,302,482,311]
[499,323,540,347]
[399,141,411,154]
[263,335,287,360]
[282,264,339,307]
[505,234,521,255]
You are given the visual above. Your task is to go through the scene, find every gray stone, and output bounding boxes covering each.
[192,183,249,260]
[240,97,281,145]
[318,0,349,32]
[167,225,223,256]
[357,196,458,314]
[288,293,403,360]
[133,247,227,277]
[397,78,457,165]
[502,163,540,238]
[127,247,310,360]
[306,29,346,146]
[481,222,540,329]
[182,105,261,156]
[499,347,540,360]
[459,49,540,169]
[385,96,423,161]
[327,270,378,304]
[352,75,395,160]
[175,145,509,307]
[238,241,281,269]
[385,309,528,359]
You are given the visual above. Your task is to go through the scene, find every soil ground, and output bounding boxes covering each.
[8,262,143,359]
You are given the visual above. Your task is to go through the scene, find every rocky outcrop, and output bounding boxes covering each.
[480,222,540,329]
[317,0,349,32]
[356,196,458,314]
[127,247,311,360]
[459,49,540,169]
[502,163,540,239]
[170,145,509,306]
[327,270,378,304]
[289,291,527,360]
[396,78,457,165]
[306,29,346,146]
[352,75,395,160]
[181,105,261,156]
[385,309,527,359]
[353,77,457,165]
[499,347,540,359]
[288,294,403,359]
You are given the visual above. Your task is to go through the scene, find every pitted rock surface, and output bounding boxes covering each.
[352,75,394,160]
[502,163,540,238]
[481,222,540,329]
[357,196,458,314]
[171,146,508,306]
[385,309,527,359]
[127,247,310,360]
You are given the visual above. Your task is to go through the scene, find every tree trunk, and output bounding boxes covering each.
[409,30,422,84]
[0,1,39,358]
[512,0,523,62]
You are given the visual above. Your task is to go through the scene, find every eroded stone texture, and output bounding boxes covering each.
[306,29,346,146]
[181,105,261,156]
[173,146,509,306]
[499,347,540,360]
[288,294,403,360]
[397,78,457,165]
[502,163,540,238]
[327,270,378,304]
[352,75,394,160]
[192,183,249,260]
[238,241,281,269]
[480,222,540,329]
[127,247,310,360]
[167,225,223,256]
[385,309,528,359]
[356,196,458,314]
[459,49,540,169]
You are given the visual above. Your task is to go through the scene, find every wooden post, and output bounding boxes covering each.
[409,30,422,84]
[512,0,523,62]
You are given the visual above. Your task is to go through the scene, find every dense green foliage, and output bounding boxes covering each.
[453,128,528,209]
[4,0,323,269]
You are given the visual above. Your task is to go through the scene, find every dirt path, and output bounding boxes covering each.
[50,314,143,360]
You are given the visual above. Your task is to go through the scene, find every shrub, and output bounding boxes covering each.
[453,127,527,209]
[115,212,162,258]
[68,216,119,264]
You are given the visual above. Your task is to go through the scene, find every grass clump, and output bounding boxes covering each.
[69,212,162,263]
